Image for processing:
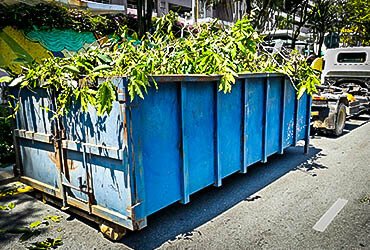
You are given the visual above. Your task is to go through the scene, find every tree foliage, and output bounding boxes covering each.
[208,0,284,30]
[309,0,343,55]
[0,2,136,35]
[341,0,370,46]
[209,0,369,51]
[0,107,14,166]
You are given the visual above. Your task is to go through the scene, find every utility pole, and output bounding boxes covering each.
[123,0,127,14]
[157,0,161,17]
[137,0,143,36]
[192,0,199,23]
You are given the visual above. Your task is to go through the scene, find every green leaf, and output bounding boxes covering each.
[9,76,25,87]
[97,53,112,63]
[45,215,61,223]
[96,81,115,115]
[116,53,125,65]
[7,202,15,209]
[28,237,63,250]
[92,65,111,72]
[297,86,307,99]
[0,76,13,83]
[29,221,42,229]
[62,65,80,74]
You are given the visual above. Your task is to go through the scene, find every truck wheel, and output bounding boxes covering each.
[334,103,346,136]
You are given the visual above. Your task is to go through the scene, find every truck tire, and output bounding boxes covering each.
[334,103,346,136]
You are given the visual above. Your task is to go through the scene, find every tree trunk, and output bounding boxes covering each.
[318,33,325,56]
[290,0,309,49]
[137,0,153,36]
[137,0,144,36]
[254,0,273,31]
[145,0,153,32]
[213,0,234,22]
[212,0,253,22]
[246,0,252,15]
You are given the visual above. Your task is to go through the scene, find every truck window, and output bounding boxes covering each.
[337,52,367,63]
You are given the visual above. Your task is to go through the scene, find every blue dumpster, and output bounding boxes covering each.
[12,73,311,236]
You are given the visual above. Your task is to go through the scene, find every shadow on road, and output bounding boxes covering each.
[0,187,45,243]
[119,145,323,249]
[0,146,324,248]
[0,164,15,183]
[312,115,369,139]
[344,115,369,135]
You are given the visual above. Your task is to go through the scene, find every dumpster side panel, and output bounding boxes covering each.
[297,93,309,140]
[217,80,243,178]
[14,88,58,187]
[133,75,310,219]
[130,83,182,216]
[15,89,53,135]
[89,156,130,214]
[19,139,58,187]
[62,99,132,216]
[182,82,215,194]
[245,77,264,165]
[283,79,296,147]
[62,149,88,201]
[266,77,283,156]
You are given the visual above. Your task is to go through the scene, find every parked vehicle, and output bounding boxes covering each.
[311,47,370,136]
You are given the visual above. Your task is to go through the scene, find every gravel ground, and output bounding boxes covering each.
[0,116,369,250]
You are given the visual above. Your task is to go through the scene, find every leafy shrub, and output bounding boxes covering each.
[0,107,14,166]
[3,13,320,117]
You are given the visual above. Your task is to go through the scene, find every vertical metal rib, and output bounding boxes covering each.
[294,90,299,146]
[214,84,222,187]
[304,95,312,154]
[262,77,269,163]
[241,78,248,173]
[180,82,190,204]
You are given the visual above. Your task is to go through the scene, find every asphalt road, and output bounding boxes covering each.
[0,116,369,250]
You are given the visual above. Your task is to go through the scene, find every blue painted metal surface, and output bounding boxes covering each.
[13,73,311,232]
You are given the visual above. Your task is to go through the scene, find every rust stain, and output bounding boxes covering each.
[48,152,57,165]
[49,152,76,171]
[122,105,128,144]
[67,159,77,171]
[133,218,146,230]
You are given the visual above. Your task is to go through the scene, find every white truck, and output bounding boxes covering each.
[311,47,370,135]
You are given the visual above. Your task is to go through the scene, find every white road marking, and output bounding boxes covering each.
[313,198,348,232]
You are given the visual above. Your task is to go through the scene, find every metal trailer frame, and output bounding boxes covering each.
[12,73,311,238]
[312,47,370,134]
